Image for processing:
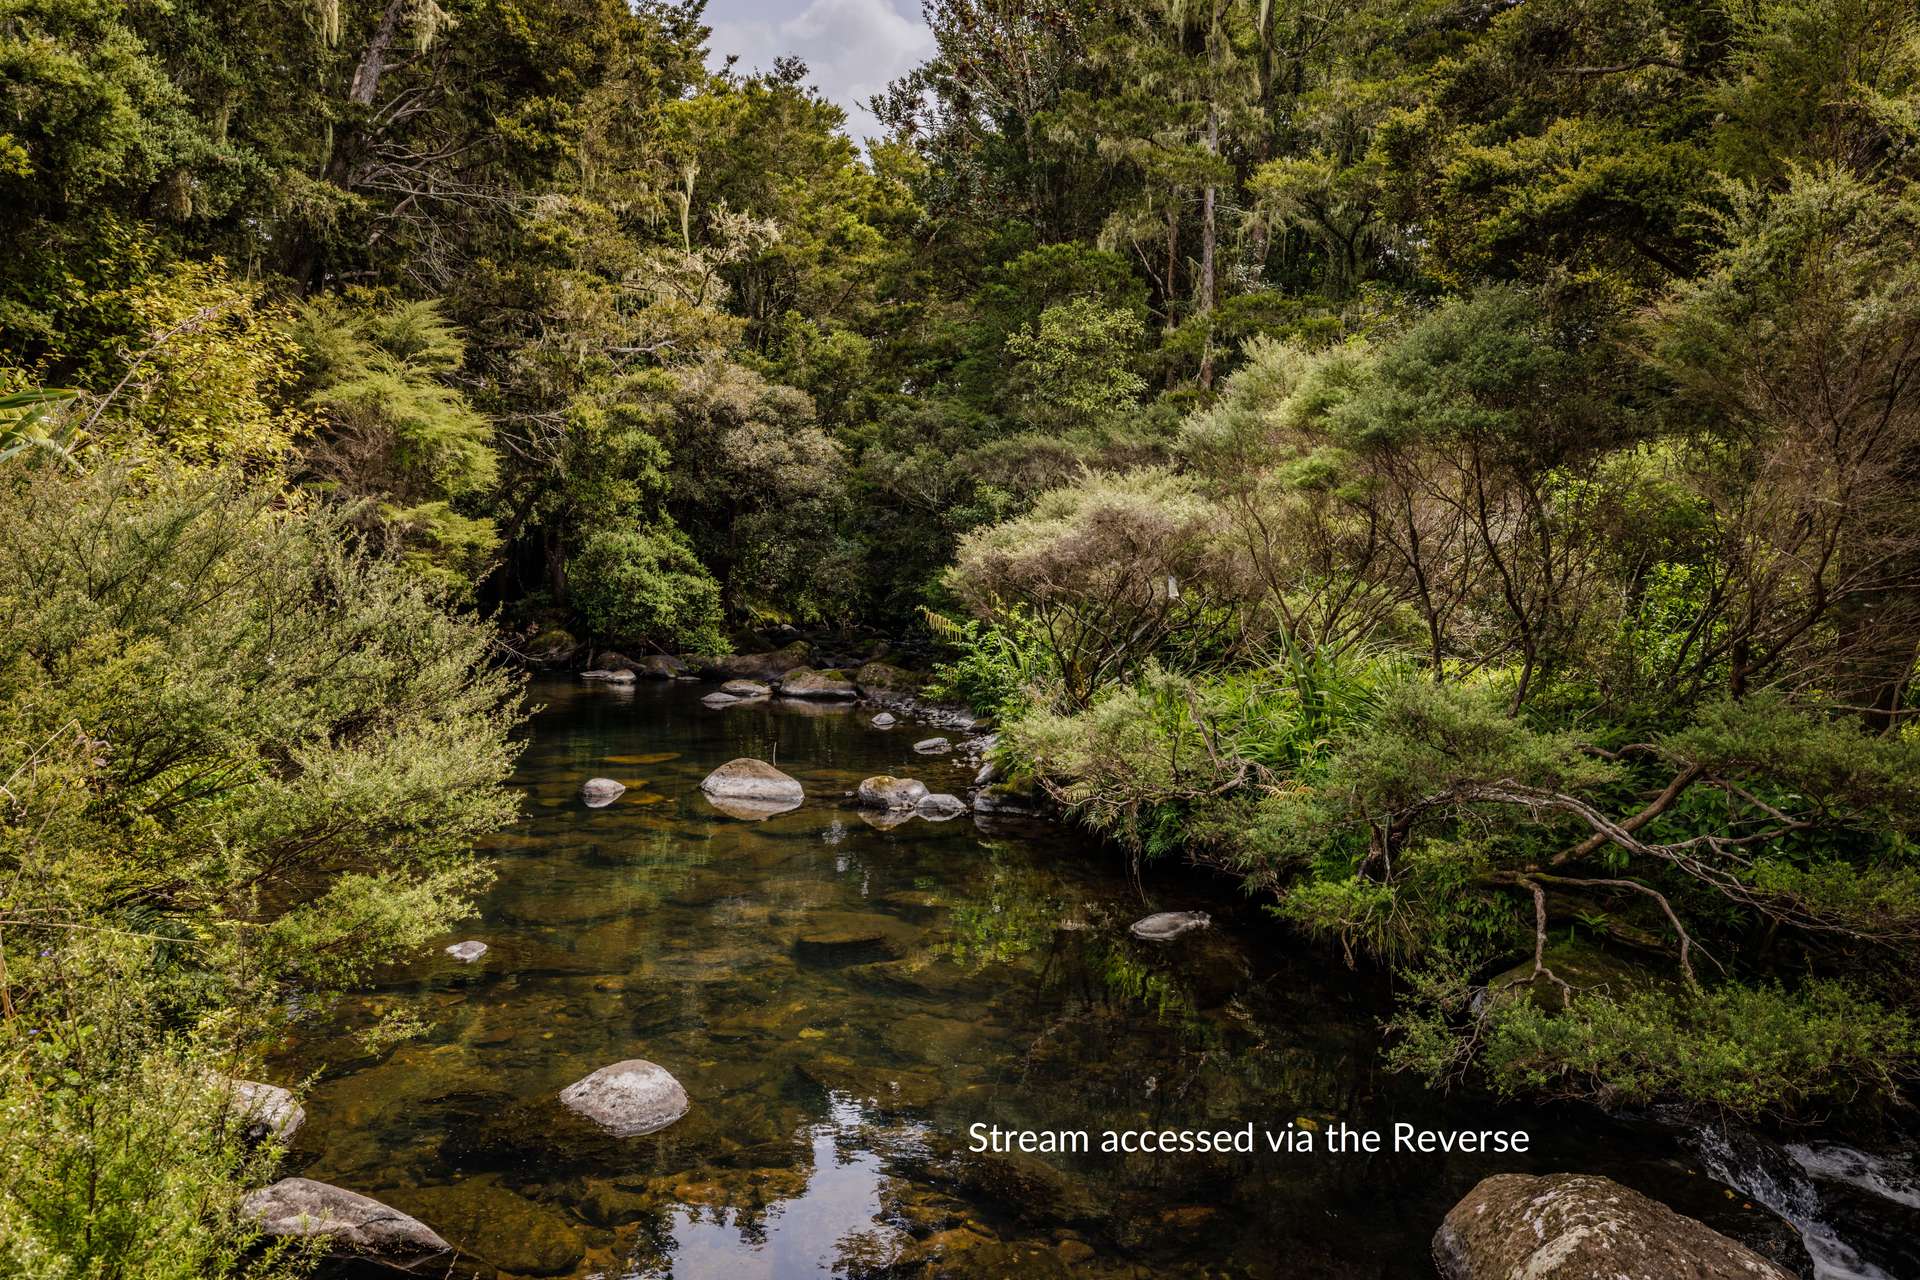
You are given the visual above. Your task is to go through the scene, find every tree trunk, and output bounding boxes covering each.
[1198,106,1219,391]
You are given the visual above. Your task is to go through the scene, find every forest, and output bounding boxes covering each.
[2,0,1919,1274]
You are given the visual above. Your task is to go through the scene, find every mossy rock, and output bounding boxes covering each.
[1486,939,1669,1013]
[854,661,920,693]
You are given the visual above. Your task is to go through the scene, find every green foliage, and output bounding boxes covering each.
[1477,981,1920,1119]
[1003,296,1148,433]
[568,525,725,654]
[0,462,522,1270]
[293,294,499,591]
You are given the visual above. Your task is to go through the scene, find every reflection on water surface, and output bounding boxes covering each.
[279,678,1787,1278]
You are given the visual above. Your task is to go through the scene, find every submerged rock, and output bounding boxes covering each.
[916,793,968,820]
[559,1059,690,1137]
[579,777,626,808]
[445,940,489,963]
[1129,911,1210,942]
[913,736,952,754]
[856,775,929,810]
[218,1077,305,1145]
[871,711,897,728]
[1433,1173,1796,1280]
[720,678,771,698]
[400,1182,583,1277]
[244,1178,452,1272]
[701,758,804,805]
[779,667,860,699]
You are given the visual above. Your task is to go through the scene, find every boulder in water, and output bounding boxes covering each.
[779,667,860,699]
[973,783,1043,817]
[871,712,897,728]
[856,776,929,810]
[701,758,804,805]
[700,691,740,708]
[1130,911,1210,942]
[913,737,952,754]
[720,678,771,698]
[579,777,625,807]
[559,1059,690,1137]
[218,1077,305,1145]
[635,654,687,679]
[701,642,811,682]
[445,940,489,963]
[917,793,968,820]
[244,1177,452,1272]
[1433,1173,1796,1280]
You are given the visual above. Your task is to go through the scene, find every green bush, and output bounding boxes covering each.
[0,463,523,1272]
[569,525,726,654]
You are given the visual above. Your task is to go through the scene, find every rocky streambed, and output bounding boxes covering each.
[264,677,1916,1278]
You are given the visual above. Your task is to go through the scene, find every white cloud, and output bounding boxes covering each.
[704,0,935,144]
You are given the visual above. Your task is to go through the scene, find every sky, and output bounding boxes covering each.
[700,0,936,144]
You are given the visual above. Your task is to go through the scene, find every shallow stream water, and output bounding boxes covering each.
[277,678,1899,1278]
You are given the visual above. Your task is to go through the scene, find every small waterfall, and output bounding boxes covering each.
[1690,1128,1900,1280]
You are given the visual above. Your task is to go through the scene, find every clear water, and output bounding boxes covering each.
[276,678,1836,1278]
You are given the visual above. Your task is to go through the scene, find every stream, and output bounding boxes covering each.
[276,677,1915,1278]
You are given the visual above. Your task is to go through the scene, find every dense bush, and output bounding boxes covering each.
[568,525,726,654]
[0,464,522,1270]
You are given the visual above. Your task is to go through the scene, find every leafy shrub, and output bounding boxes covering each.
[0,463,523,1271]
[569,525,726,654]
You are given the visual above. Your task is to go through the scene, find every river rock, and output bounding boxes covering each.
[871,712,897,728]
[1433,1173,1796,1280]
[975,759,1000,785]
[913,736,952,754]
[558,1059,690,1137]
[701,758,804,805]
[604,668,635,683]
[973,784,1043,816]
[854,661,919,695]
[720,678,771,697]
[701,691,740,708]
[779,667,860,699]
[1130,911,1210,942]
[702,642,811,682]
[445,940,488,963]
[243,1178,452,1271]
[579,669,619,681]
[579,777,625,807]
[219,1077,305,1144]
[635,654,687,679]
[856,776,929,810]
[917,793,968,820]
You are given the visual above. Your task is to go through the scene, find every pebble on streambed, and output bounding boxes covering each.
[559,1059,690,1137]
